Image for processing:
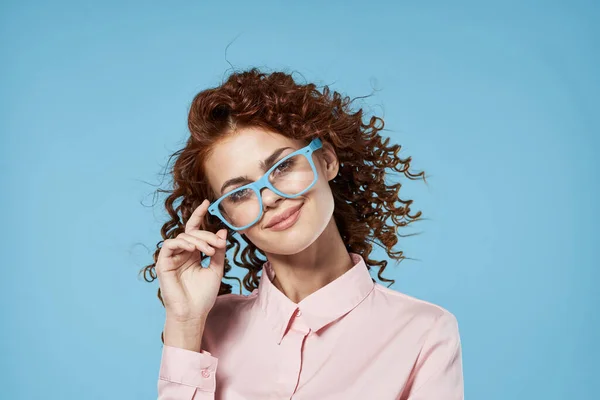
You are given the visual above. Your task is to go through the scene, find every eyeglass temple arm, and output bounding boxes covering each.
[309,138,322,151]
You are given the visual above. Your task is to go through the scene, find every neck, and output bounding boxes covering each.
[265,217,355,303]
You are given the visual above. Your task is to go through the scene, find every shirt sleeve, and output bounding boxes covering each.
[406,311,464,400]
[157,345,219,400]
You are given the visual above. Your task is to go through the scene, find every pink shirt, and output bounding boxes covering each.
[158,252,464,399]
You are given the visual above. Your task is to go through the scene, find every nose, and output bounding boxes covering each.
[260,187,283,210]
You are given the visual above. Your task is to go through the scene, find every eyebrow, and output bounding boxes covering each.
[219,146,292,195]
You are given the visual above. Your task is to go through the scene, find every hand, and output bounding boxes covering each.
[156,199,227,323]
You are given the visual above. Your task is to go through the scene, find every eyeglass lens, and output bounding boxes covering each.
[218,154,314,228]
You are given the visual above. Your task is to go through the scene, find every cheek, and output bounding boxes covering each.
[314,175,335,201]
[307,181,335,219]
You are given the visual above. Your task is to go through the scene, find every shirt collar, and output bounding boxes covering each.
[256,252,375,344]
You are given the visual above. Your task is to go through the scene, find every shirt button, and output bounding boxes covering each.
[201,368,211,378]
[296,309,302,317]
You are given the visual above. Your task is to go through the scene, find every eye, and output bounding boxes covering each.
[229,188,252,202]
[273,158,294,176]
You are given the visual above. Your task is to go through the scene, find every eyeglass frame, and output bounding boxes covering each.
[207,137,323,231]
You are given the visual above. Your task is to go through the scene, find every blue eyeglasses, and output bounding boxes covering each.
[208,137,323,231]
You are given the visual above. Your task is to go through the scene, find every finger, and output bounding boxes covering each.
[208,229,228,276]
[178,233,216,256]
[157,238,196,264]
[185,199,210,234]
[185,230,226,249]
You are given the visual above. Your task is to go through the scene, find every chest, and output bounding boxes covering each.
[207,309,424,400]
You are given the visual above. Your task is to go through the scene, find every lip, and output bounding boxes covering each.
[264,203,304,231]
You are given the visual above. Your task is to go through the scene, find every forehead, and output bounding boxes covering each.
[204,127,303,194]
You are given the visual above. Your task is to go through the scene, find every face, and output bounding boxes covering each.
[204,126,339,255]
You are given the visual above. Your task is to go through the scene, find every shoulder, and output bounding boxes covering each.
[371,283,460,336]
[199,290,259,354]
[204,289,259,324]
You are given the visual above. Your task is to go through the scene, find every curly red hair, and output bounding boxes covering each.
[140,68,428,304]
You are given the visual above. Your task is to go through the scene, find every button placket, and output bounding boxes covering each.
[276,325,310,398]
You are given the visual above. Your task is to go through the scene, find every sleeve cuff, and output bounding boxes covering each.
[159,345,219,392]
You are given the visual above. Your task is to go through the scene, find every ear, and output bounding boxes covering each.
[319,140,340,181]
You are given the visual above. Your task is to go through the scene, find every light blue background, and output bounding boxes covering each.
[1,1,598,399]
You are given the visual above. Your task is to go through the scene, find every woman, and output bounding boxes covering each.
[142,68,464,399]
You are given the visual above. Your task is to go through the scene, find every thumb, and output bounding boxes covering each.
[208,229,227,276]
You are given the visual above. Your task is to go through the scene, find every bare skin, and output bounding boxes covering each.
[203,128,354,302]
[156,127,355,352]
[156,199,227,351]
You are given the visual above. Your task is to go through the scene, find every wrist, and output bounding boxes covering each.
[165,311,208,326]
[163,317,206,352]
